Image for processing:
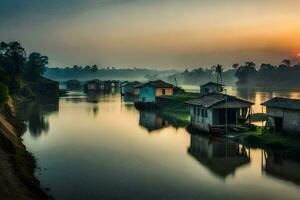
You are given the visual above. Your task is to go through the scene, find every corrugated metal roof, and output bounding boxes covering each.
[200,82,223,87]
[261,97,300,110]
[186,93,253,108]
[136,80,174,88]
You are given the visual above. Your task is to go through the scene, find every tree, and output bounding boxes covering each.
[23,52,48,81]
[0,41,26,77]
[235,62,257,86]
[280,59,291,68]
[215,64,223,85]
[91,65,98,73]
[232,63,239,69]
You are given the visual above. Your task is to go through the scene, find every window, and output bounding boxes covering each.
[201,109,208,118]
[145,89,148,93]
[197,108,200,116]
[193,106,197,115]
[162,89,166,95]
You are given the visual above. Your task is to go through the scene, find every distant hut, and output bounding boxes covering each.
[136,80,175,103]
[200,82,223,95]
[83,79,104,93]
[120,81,128,95]
[66,79,81,90]
[186,93,254,133]
[188,135,250,178]
[261,97,300,134]
[122,81,141,96]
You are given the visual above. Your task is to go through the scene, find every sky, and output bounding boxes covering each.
[1,0,300,69]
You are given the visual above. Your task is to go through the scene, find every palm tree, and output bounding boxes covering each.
[215,64,223,85]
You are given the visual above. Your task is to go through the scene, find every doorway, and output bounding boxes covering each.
[274,117,283,132]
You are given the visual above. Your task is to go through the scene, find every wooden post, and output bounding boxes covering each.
[249,107,252,126]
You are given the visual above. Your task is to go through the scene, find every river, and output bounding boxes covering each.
[21,89,300,200]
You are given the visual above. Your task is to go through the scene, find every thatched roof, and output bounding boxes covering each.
[261,97,300,110]
[186,93,253,108]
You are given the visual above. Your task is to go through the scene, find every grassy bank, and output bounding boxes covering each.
[233,127,300,153]
[158,92,199,126]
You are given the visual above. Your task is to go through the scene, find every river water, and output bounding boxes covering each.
[21,89,300,200]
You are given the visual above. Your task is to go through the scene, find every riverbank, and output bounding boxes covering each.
[0,100,50,200]
[237,128,300,152]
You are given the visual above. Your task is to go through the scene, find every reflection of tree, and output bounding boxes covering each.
[17,99,58,137]
[27,106,49,137]
[188,134,250,179]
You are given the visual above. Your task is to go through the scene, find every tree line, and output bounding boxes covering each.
[235,60,300,88]
[0,41,48,103]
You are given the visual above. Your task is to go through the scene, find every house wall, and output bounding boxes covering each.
[189,105,213,132]
[155,88,173,96]
[139,85,156,102]
[133,88,139,96]
[267,107,300,134]
[87,83,98,90]
[200,85,220,95]
[124,85,134,94]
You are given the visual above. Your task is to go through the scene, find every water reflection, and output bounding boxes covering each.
[139,111,169,133]
[21,92,300,200]
[263,153,300,186]
[18,99,58,137]
[188,134,250,179]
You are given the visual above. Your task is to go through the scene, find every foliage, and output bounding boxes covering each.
[0,41,48,96]
[235,59,300,88]
[44,66,176,81]
[0,83,9,103]
[23,52,48,81]
[167,66,237,86]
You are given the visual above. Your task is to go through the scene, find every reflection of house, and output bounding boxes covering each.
[136,80,175,103]
[186,93,253,132]
[66,79,81,90]
[121,81,140,96]
[188,135,250,178]
[200,82,223,95]
[261,97,300,134]
[264,154,300,186]
[139,111,169,132]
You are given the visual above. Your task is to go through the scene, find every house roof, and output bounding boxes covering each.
[66,79,80,83]
[124,81,141,87]
[186,93,253,108]
[201,82,223,87]
[261,97,300,110]
[136,80,174,88]
[84,79,103,85]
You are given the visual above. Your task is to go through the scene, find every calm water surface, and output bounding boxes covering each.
[22,90,300,200]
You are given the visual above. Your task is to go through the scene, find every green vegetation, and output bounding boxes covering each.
[0,41,50,100]
[235,59,300,88]
[0,83,9,103]
[239,128,300,150]
[158,92,199,125]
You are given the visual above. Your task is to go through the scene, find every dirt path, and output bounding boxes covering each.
[0,113,49,200]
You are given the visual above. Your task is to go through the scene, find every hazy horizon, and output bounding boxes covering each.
[1,0,300,69]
